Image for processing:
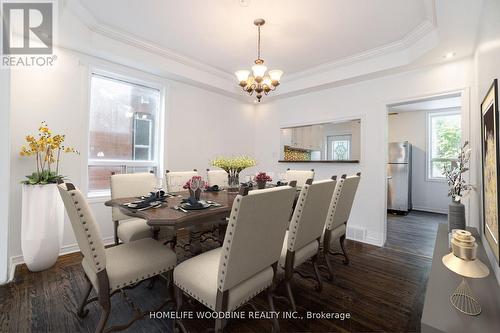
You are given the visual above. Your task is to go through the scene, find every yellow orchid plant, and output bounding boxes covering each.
[20,122,79,185]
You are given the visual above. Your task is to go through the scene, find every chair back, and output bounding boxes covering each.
[165,170,198,192]
[288,179,336,252]
[57,183,106,273]
[285,169,315,187]
[207,169,228,188]
[326,173,361,231]
[218,186,296,292]
[110,172,156,221]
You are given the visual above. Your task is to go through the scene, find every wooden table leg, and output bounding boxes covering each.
[189,230,203,255]
[217,223,227,244]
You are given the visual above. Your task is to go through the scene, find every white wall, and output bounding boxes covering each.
[7,48,254,274]
[388,109,454,214]
[255,59,473,246]
[474,0,500,285]
[0,69,10,284]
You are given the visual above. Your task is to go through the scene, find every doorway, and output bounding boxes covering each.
[384,90,469,256]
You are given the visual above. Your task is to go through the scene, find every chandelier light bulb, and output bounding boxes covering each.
[262,76,272,87]
[235,70,250,83]
[268,69,283,83]
[252,64,267,79]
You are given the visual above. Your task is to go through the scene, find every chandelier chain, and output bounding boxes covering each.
[257,25,261,61]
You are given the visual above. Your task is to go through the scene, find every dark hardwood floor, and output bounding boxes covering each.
[386,210,447,258]
[0,213,446,333]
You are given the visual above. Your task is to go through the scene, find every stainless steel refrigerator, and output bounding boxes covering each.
[387,141,412,214]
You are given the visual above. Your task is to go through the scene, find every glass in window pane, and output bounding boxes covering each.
[134,118,151,146]
[88,74,159,161]
[134,147,150,160]
[429,112,461,178]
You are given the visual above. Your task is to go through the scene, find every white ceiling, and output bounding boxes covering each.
[77,0,430,76]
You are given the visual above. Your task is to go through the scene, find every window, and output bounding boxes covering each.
[327,135,351,160]
[427,110,461,180]
[88,73,162,195]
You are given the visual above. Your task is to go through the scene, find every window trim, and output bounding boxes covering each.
[86,68,165,196]
[426,109,461,182]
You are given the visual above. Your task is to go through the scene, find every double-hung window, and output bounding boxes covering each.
[88,72,162,195]
[427,110,461,180]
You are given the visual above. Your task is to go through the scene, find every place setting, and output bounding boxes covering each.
[172,176,223,213]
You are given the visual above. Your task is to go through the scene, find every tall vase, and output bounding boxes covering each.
[228,170,240,192]
[21,184,64,272]
[448,199,466,232]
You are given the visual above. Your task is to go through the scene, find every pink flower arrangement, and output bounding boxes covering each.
[183,176,208,190]
[255,172,272,183]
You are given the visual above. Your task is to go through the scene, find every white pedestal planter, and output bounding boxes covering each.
[21,184,64,272]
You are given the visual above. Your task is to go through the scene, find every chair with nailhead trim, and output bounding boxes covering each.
[58,182,177,333]
[278,177,337,311]
[111,172,175,245]
[206,168,229,189]
[321,173,361,280]
[165,169,198,193]
[173,184,296,333]
[284,168,315,188]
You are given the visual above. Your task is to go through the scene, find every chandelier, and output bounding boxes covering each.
[235,18,283,102]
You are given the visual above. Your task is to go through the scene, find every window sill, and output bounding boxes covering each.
[87,191,111,204]
[426,177,447,183]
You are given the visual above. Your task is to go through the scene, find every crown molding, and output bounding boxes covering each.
[64,0,234,82]
[284,19,437,82]
[64,0,439,97]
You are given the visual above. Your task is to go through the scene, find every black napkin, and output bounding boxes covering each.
[276,181,288,187]
[205,185,220,192]
[181,197,204,208]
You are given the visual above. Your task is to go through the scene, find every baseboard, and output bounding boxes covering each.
[7,236,115,283]
[412,206,448,215]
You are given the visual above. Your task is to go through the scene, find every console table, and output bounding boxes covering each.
[421,224,500,333]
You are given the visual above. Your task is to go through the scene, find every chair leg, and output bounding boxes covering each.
[312,255,323,292]
[323,249,334,281]
[95,294,111,333]
[77,277,92,318]
[339,234,349,265]
[284,279,297,312]
[113,221,120,245]
[267,288,280,333]
[174,285,183,312]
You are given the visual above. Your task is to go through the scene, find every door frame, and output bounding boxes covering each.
[383,88,471,245]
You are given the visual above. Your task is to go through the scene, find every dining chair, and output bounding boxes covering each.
[57,182,177,333]
[285,168,315,187]
[322,173,361,280]
[165,169,198,192]
[206,168,229,188]
[278,177,336,311]
[110,172,173,245]
[173,185,296,332]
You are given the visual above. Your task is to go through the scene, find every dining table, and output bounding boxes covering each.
[105,184,300,255]
[105,190,238,254]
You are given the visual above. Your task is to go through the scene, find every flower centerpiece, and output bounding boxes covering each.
[183,176,207,201]
[212,156,256,192]
[255,172,272,189]
[19,122,79,272]
[443,141,473,232]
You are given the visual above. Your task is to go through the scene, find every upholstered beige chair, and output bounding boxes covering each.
[279,178,336,311]
[173,185,296,332]
[322,173,361,280]
[58,183,177,333]
[165,169,198,192]
[111,172,173,245]
[285,168,315,187]
[207,169,229,188]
